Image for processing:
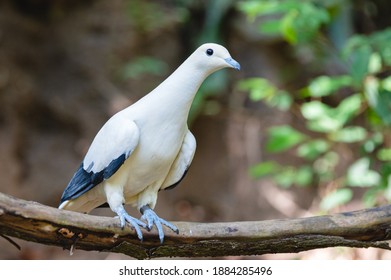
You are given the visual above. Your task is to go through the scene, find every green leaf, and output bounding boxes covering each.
[382,76,391,91]
[320,188,353,211]
[377,148,391,161]
[259,19,282,35]
[273,167,296,188]
[301,94,361,133]
[239,0,329,45]
[249,161,281,178]
[238,78,292,111]
[301,101,341,132]
[363,132,383,153]
[364,76,391,125]
[343,29,391,83]
[301,101,331,120]
[347,157,381,187]
[295,166,313,187]
[256,164,314,188]
[238,1,283,21]
[270,165,313,188]
[297,139,330,160]
[330,126,367,143]
[266,125,307,153]
[364,76,380,110]
[307,75,353,97]
[268,91,293,111]
[370,28,391,66]
[334,94,362,125]
[281,9,298,44]
[238,78,275,101]
[344,40,371,84]
[351,46,371,82]
[368,52,382,74]
[282,2,329,44]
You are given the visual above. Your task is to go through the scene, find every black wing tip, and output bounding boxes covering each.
[60,163,102,203]
[60,154,127,204]
[103,154,127,179]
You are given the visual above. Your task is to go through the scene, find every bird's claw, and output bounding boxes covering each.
[116,207,147,241]
[140,206,179,243]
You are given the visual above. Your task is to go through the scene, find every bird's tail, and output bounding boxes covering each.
[58,196,103,214]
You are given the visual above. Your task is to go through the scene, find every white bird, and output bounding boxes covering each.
[59,43,240,243]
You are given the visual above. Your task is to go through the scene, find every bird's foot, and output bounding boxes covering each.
[116,206,147,241]
[140,205,179,243]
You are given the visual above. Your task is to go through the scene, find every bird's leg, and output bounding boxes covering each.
[115,205,147,241]
[140,205,179,243]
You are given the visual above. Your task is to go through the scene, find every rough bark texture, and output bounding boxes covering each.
[1,192,390,259]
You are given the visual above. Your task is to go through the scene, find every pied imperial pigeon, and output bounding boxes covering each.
[59,43,240,243]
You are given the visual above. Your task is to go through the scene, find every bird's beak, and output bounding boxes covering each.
[225,57,241,71]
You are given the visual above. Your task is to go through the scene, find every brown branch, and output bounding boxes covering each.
[0,192,391,259]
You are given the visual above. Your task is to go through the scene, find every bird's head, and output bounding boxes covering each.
[192,43,240,74]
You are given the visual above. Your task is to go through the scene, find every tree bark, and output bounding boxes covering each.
[0,192,390,259]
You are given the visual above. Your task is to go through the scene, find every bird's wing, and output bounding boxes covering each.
[161,130,196,190]
[60,117,140,204]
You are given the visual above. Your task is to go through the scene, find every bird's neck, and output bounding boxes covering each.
[158,60,208,104]
[143,56,211,118]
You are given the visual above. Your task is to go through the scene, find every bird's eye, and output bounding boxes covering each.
[206,48,214,56]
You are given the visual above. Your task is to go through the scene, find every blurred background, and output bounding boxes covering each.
[1,0,391,259]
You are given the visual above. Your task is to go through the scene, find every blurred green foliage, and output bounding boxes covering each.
[239,0,330,44]
[122,57,168,79]
[126,0,188,33]
[238,0,391,211]
[124,0,238,123]
[238,78,292,110]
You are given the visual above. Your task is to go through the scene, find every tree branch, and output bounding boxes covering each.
[1,192,391,259]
